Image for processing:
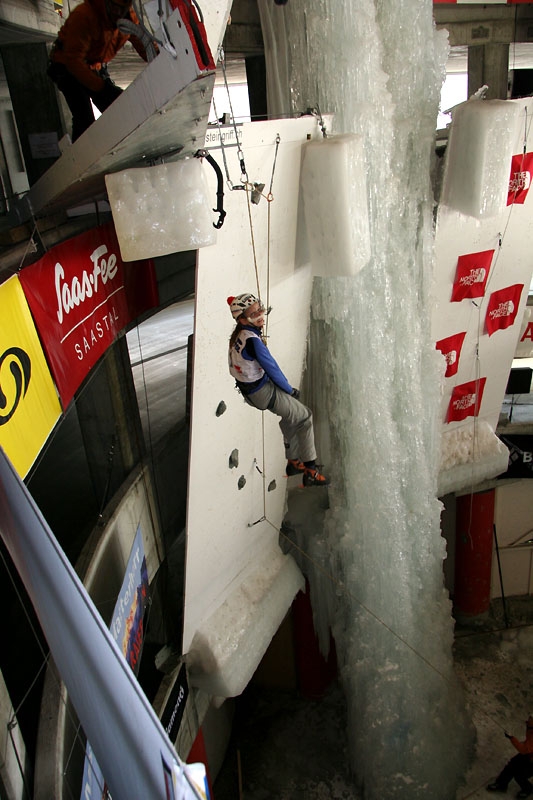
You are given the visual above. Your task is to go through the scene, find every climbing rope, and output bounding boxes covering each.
[265,133,280,335]
[213,49,283,316]
[458,102,533,548]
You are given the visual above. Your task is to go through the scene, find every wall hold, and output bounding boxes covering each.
[229,449,239,469]
[238,475,246,490]
[216,401,227,417]
[268,480,276,492]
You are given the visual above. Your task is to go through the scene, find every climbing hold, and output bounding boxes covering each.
[229,449,239,469]
[216,401,227,417]
[238,475,246,490]
[268,480,276,492]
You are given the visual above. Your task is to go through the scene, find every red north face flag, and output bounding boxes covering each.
[507,153,533,205]
[486,284,524,336]
[436,332,467,378]
[447,378,487,423]
[451,250,493,302]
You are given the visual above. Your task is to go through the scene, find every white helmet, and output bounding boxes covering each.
[227,293,260,319]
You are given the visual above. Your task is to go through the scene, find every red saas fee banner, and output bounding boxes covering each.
[19,223,158,408]
[486,284,524,336]
[447,378,487,423]
[451,249,493,302]
[435,331,467,378]
[507,153,533,206]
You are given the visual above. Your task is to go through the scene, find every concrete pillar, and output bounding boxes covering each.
[0,43,65,186]
[468,43,510,100]
[76,337,145,509]
[454,489,495,617]
[292,583,337,698]
[245,55,268,121]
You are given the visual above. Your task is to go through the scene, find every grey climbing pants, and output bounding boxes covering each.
[244,381,317,463]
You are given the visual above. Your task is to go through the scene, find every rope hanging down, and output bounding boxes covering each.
[214,66,283,497]
[213,49,282,301]
[447,102,532,586]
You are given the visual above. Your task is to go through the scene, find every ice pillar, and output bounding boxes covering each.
[260,1,475,797]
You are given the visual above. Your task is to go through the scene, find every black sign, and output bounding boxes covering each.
[160,663,189,743]
[498,434,533,479]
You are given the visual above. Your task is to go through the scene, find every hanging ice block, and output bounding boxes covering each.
[105,158,217,262]
[300,133,371,277]
[186,550,304,698]
[441,99,520,219]
[438,420,509,496]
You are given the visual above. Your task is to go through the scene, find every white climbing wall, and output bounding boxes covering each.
[434,97,533,494]
[182,116,320,691]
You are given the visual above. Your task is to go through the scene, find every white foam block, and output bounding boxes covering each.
[301,133,371,277]
[441,99,520,219]
[186,550,304,698]
[105,158,217,261]
[438,420,509,496]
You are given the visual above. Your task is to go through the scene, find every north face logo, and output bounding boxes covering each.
[489,301,514,321]
[459,268,486,287]
[509,170,531,195]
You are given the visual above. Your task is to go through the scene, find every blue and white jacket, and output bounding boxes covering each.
[228,325,293,395]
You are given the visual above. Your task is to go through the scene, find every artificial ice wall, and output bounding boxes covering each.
[184,116,318,693]
[259,0,474,797]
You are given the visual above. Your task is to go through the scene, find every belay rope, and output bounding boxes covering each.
[213,49,284,521]
[214,47,282,305]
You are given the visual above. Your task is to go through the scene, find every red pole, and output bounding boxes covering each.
[187,728,214,799]
[454,489,495,616]
[292,583,337,698]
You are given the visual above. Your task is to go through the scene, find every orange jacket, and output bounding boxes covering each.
[511,725,533,758]
[50,0,148,93]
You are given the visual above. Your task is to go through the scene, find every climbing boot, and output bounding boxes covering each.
[303,466,329,487]
[286,459,306,476]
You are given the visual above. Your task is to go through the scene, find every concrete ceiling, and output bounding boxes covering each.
[447,42,533,74]
[3,2,533,98]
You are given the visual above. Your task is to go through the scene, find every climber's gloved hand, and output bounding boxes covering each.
[96,78,123,110]
[291,388,300,400]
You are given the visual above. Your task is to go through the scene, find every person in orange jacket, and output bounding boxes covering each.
[487,716,533,797]
[48,0,153,141]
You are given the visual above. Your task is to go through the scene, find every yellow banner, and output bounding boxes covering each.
[0,276,61,477]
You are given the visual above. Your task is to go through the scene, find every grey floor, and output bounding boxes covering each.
[455,609,533,800]
[211,613,533,800]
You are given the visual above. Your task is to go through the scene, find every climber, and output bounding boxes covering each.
[227,293,329,487]
[487,716,533,797]
[48,0,156,141]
